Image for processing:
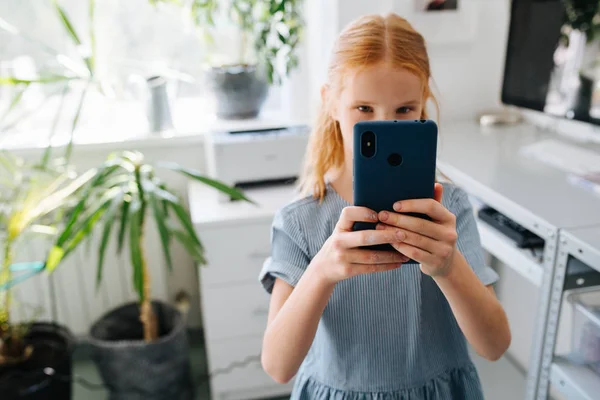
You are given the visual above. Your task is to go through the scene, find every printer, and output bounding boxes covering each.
[203,124,311,202]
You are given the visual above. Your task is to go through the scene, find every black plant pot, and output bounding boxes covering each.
[206,64,269,119]
[0,322,74,400]
[572,73,594,121]
[88,300,194,400]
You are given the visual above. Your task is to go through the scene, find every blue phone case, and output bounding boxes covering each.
[353,119,438,254]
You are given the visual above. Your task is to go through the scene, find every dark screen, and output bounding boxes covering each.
[502,0,600,125]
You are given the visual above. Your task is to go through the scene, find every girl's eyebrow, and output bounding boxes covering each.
[401,99,422,105]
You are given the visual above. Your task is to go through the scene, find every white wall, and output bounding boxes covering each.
[304,0,510,122]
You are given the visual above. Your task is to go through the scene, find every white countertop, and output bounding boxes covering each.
[188,182,298,228]
[438,120,600,231]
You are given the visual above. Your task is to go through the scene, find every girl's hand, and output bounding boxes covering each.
[312,206,410,285]
[376,184,458,277]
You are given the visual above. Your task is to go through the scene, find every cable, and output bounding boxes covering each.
[0,353,261,395]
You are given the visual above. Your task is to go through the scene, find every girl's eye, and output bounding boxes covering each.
[397,107,412,114]
[357,105,372,113]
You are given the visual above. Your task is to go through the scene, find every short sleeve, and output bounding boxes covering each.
[259,208,311,294]
[451,188,499,286]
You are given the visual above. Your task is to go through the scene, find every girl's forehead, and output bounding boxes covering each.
[340,64,424,100]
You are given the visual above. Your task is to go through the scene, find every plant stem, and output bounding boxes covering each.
[134,165,157,343]
[0,239,13,336]
[139,233,158,343]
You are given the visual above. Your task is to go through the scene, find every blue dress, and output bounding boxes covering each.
[259,183,499,399]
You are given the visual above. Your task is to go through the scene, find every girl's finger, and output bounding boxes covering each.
[392,243,437,266]
[378,211,444,240]
[391,197,453,223]
[351,262,403,276]
[377,224,438,253]
[338,227,405,248]
[343,248,408,264]
[336,206,378,232]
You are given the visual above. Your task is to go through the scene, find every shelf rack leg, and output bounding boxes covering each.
[524,229,560,400]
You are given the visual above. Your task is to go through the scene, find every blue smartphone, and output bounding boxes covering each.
[352,119,438,253]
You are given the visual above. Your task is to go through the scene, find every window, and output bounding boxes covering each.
[0,0,291,147]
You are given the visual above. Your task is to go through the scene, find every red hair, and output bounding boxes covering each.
[299,14,439,200]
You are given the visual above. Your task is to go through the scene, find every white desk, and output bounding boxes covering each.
[438,121,600,231]
[438,120,600,400]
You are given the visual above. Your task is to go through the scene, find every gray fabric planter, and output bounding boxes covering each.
[88,301,194,400]
[206,65,269,119]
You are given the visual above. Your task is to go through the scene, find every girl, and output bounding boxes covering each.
[259,13,511,399]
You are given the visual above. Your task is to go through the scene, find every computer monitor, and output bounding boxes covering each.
[502,0,600,126]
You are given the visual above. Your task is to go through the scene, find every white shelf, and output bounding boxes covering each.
[551,356,600,400]
[476,219,544,287]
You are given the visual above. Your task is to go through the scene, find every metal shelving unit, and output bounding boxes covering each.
[532,226,600,399]
[551,356,600,400]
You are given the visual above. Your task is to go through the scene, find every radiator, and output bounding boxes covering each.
[2,221,170,337]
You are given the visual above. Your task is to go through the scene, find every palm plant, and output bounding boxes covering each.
[0,0,100,164]
[45,151,253,342]
[0,151,92,364]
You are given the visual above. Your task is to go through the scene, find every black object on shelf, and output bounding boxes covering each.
[564,255,600,290]
[477,206,545,249]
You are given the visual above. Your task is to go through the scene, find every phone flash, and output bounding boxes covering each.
[367,142,371,146]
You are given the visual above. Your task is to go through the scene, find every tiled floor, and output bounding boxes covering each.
[72,330,525,400]
[72,330,287,400]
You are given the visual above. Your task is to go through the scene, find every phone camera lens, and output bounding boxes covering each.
[361,131,376,158]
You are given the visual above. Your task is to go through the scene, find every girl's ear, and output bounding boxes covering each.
[321,84,339,121]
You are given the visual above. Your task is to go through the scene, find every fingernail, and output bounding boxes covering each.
[393,202,402,211]
[379,211,389,221]
[371,212,378,221]
[396,230,405,240]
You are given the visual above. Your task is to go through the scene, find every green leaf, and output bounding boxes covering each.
[53,1,82,45]
[0,151,19,174]
[0,84,29,124]
[31,167,96,228]
[117,199,130,254]
[53,0,95,73]
[89,0,96,73]
[150,193,173,272]
[152,188,202,252]
[41,83,70,168]
[172,229,206,266]
[158,162,255,203]
[0,75,74,85]
[61,186,122,259]
[96,192,124,289]
[46,246,65,273]
[29,224,57,235]
[129,205,145,301]
[64,82,89,162]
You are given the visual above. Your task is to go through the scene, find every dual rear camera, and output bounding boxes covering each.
[360,130,402,166]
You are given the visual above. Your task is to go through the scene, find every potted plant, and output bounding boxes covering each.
[0,152,93,399]
[153,0,303,119]
[45,150,253,399]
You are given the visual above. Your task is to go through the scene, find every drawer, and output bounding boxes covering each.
[206,335,293,400]
[201,282,271,342]
[198,223,272,285]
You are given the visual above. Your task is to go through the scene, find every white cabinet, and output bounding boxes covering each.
[189,183,297,400]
